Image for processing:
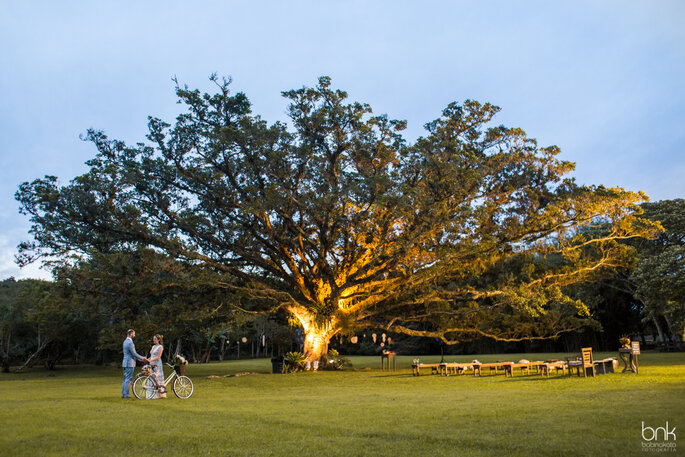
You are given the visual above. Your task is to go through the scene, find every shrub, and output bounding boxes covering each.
[283,351,306,373]
[321,349,351,370]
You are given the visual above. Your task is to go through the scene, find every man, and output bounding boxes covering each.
[122,329,147,398]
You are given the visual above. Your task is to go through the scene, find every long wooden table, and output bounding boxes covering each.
[411,362,476,376]
[504,361,545,377]
[413,357,620,379]
[539,361,567,377]
[440,362,475,376]
[411,363,442,376]
[472,362,512,376]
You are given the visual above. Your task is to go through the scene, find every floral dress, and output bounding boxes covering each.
[148,344,165,399]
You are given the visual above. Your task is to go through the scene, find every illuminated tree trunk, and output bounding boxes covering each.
[288,305,339,366]
[303,328,329,363]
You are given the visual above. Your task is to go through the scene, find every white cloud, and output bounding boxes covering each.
[0,233,52,281]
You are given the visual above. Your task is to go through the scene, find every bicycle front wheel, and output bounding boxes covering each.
[172,375,194,399]
[132,375,155,399]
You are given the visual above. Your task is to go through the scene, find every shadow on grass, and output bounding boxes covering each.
[496,373,620,383]
[370,373,415,378]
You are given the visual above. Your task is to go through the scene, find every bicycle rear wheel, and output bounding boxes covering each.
[172,375,194,399]
[132,375,155,399]
[130,373,143,398]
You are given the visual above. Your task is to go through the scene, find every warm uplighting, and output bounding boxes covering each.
[287,304,338,363]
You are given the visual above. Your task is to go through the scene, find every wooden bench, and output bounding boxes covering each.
[594,358,618,374]
[411,363,442,376]
[473,362,511,376]
[539,361,567,377]
[504,361,544,377]
[439,362,475,376]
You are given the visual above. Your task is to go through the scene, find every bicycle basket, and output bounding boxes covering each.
[141,365,152,376]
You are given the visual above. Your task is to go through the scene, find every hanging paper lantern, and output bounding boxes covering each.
[380,342,385,348]
[350,336,358,344]
[372,333,377,343]
[382,333,386,342]
[387,337,392,344]
[241,337,247,343]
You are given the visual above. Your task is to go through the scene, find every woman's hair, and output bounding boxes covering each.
[154,334,164,346]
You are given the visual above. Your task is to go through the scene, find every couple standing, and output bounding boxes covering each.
[121,329,166,399]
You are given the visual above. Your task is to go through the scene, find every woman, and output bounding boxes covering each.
[148,334,166,399]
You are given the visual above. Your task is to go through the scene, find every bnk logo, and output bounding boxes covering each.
[642,422,677,441]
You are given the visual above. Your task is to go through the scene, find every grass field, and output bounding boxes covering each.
[1,352,684,457]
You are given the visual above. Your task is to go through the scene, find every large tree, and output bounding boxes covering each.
[17,76,660,362]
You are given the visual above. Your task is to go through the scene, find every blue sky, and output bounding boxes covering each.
[1,1,684,280]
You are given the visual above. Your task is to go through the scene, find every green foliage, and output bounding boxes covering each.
[16,75,660,350]
[631,200,685,342]
[282,351,306,373]
[321,348,350,370]
[0,277,94,371]
[0,278,34,371]
[52,248,251,362]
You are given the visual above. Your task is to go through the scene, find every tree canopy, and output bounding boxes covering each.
[16,75,661,361]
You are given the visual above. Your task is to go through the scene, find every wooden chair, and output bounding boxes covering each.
[567,347,596,377]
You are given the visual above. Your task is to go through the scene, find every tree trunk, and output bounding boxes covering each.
[14,341,50,373]
[303,330,330,363]
[652,315,666,343]
[287,305,340,366]
[45,347,64,370]
[2,330,11,373]
[175,338,182,357]
[201,341,212,363]
[663,315,674,342]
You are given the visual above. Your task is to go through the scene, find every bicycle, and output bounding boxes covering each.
[127,363,152,398]
[132,362,194,399]
[131,364,152,386]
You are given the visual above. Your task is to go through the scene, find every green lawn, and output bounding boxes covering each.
[1,352,684,457]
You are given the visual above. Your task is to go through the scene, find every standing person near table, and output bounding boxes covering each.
[147,334,166,399]
[122,329,147,398]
